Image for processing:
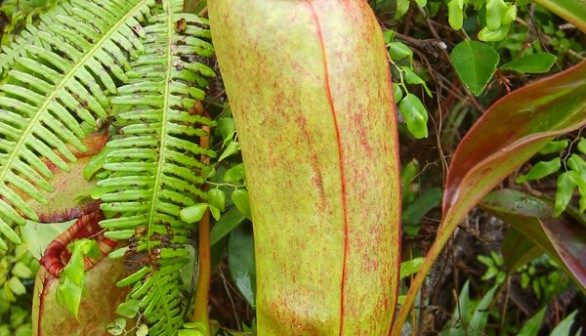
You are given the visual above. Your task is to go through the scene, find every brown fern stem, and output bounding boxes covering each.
[193,119,211,335]
[193,208,211,334]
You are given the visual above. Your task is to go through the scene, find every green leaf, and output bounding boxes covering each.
[578,137,586,155]
[469,285,498,330]
[393,60,586,331]
[55,239,100,317]
[228,224,256,308]
[478,24,511,42]
[11,262,32,279]
[209,205,221,221]
[223,163,246,183]
[502,53,557,74]
[399,257,424,280]
[515,157,561,183]
[485,0,507,30]
[8,277,25,296]
[218,141,241,162]
[447,0,465,30]
[555,172,577,216]
[217,117,236,147]
[501,227,543,273]
[181,204,209,224]
[116,299,140,319]
[450,40,499,96]
[231,189,252,220]
[177,330,204,336]
[402,187,441,227]
[395,0,410,19]
[392,83,404,104]
[550,311,578,336]
[136,324,149,336]
[389,42,412,64]
[208,189,226,212]
[539,139,569,155]
[56,276,83,318]
[401,66,431,96]
[518,307,546,336]
[415,0,427,6]
[210,207,246,246]
[481,189,586,293]
[106,318,126,336]
[399,93,429,139]
[0,0,150,244]
[533,0,586,33]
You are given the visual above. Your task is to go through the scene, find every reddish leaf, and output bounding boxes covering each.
[480,189,586,293]
[210,1,401,334]
[392,60,586,334]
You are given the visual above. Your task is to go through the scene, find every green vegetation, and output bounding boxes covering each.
[0,0,584,335]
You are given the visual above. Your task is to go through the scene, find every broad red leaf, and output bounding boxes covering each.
[210,1,401,334]
[392,60,586,334]
[480,189,586,293]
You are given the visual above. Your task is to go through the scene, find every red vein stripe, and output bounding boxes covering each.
[305,3,350,335]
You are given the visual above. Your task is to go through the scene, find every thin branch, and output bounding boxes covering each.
[193,121,212,335]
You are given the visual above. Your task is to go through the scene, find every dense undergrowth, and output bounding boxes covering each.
[0,0,585,335]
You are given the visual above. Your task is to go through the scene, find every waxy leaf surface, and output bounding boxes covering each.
[210,1,401,334]
[480,189,586,293]
[392,60,586,334]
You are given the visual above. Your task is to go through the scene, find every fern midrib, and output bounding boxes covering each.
[0,0,149,190]
[145,0,175,330]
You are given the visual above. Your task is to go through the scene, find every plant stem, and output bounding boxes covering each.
[193,121,212,335]
[193,208,211,335]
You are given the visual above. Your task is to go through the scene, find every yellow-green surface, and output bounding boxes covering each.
[32,257,129,336]
[209,1,401,334]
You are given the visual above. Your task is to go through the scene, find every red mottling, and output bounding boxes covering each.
[353,112,373,157]
[37,199,101,223]
[305,2,350,335]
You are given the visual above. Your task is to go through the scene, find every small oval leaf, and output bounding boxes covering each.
[450,40,499,96]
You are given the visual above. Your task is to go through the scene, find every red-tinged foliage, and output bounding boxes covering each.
[481,189,586,293]
[392,60,586,335]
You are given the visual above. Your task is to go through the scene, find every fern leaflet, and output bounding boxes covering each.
[96,0,215,334]
[0,0,156,249]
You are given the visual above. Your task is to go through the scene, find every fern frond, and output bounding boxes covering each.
[0,1,69,75]
[97,0,216,334]
[0,0,156,249]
